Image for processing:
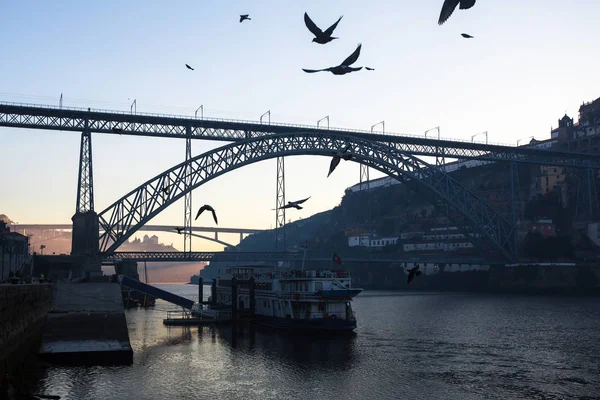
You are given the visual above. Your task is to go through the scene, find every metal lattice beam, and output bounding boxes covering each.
[102,251,494,264]
[97,132,517,260]
[184,132,192,253]
[575,169,600,222]
[275,157,286,251]
[76,130,94,213]
[2,102,600,169]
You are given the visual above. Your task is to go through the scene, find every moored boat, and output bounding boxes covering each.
[211,265,362,332]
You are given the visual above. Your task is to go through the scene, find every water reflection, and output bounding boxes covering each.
[7,287,600,400]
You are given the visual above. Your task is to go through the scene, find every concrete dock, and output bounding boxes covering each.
[39,282,133,365]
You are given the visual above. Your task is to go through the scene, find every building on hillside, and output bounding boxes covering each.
[347,234,399,248]
[529,219,557,238]
[538,165,566,196]
[0,221,30,280]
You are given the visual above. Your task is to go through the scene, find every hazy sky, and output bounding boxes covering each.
[1,0,599,251]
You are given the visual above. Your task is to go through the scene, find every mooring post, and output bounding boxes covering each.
[231,277,238,322]
[211,280,217,306]
[249,277,256,318]
[198,277,203,303]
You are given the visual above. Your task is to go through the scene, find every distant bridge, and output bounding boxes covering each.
[14,224,262,235]
[15,224,260,244]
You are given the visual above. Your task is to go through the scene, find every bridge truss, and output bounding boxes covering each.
[97,132,518,260]
[2,102,600,169]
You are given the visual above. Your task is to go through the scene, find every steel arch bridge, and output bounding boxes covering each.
[98,132,517,260]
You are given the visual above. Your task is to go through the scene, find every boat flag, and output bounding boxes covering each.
[333,252,342,265]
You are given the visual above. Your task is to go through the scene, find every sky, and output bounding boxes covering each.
[1,0,599,251]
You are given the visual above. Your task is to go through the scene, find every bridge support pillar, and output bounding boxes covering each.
[575,169,599,222]
[71,211,101,273]
[76,130,94,214]
[275,157,286,251]
[183,131,192,253]
[509,163,519,260]
[360,164,373,246]
[72,128,100,273]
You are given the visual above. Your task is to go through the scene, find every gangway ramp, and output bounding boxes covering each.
[118,275,195,310]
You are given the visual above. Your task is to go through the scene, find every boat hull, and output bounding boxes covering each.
[254,314,357,332]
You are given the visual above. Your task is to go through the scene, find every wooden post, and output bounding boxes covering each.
[211,280,217,306]
[198,277,203,303]
[249,277,256,318]
[231,277,238,322]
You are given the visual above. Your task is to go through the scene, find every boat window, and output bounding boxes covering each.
[316,282,322,291]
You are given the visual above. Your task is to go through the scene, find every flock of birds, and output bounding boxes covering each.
[174,1,478,283]
[183,1,477,76]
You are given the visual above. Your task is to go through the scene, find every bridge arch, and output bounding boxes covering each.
[98,132,516,260]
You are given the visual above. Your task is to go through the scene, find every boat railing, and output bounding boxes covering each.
[228,270,351,281]
[296,311,347,320]
[166,310,192,320]
[279,292,321,301]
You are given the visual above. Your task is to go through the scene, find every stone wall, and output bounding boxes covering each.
[0,283,53,366]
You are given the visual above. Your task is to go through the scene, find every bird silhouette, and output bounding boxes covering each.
[240,14,251,23]
[174,227,184,234]
[327,144,353,177]
[407,265,422,284]
[185,64,194,70]
[461,33,474,38]
[161,186,170,195]
[195,204,218,225]
[303,44,363,75]
[304,12,343,44]
[112,127,123,134]
[280,197,311,210]
[438,0,476,25]
[365,67,375,71]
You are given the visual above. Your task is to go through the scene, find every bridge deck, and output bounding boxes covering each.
[2,102,599,168]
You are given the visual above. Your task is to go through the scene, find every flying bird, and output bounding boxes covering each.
[365,67,375,71]
[195,204,218,225]
[112,127,123,134]
[407,265,422,285]
[304,12,343,44]
[327,144,352,177]
[240,14,251,23]
[303,43,363,76]
[438,0,476,25]
[280,197,311,210]
[461,33,474,38]
[185,64,194,71]
[174,227,184,234]
[161,186,170,195]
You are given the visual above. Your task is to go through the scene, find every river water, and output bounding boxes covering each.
[18,285,600,399]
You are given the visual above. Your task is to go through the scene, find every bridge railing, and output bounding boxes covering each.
[0,100,518,147]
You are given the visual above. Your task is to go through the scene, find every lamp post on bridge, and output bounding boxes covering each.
[425,126,444,166]
[317,116,329,129]
[130,99,137,115]
[424,126,440,139]
[371,121,385,134]
[260,110,271,125]
[195,105,203,119]
[471,131,488,144]
[517,136,534,147]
